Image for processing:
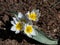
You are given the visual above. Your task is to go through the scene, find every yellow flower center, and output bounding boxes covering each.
[16,22,23,30]
[25,25,33,34]
[28,12,37,21]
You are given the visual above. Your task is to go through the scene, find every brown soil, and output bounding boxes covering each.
[0,39,35,45]
[0,0,60,45]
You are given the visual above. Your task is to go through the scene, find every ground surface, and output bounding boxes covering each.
[0,0,60,45]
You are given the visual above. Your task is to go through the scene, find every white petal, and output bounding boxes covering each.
[26,11,30,15]
[13,17,17,24]
[15,30,20,34]
[27,34,32,37]
[32,9,39,13]
[11,21,15,25]
[31,10,36,15]
[32,9,40,16]
[35,9,39,13]
[18,12,23,18]
[31,29,36,36]
[35,10,41,17]
[11,26,16,31]
[24,24,27,29]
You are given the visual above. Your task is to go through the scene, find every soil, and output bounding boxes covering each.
[0,0,60,45]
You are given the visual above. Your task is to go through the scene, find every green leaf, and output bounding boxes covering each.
[31,26,58,45]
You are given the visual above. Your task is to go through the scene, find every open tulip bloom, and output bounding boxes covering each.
[11,18,24,34]
[11,12,24,34]
[26,9,40,21]
[17,12,30,23]
[24,24,37,37]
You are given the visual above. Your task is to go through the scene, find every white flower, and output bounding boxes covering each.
[26,9,40,21]
[24,24,36,37]
[11,17,23,34]
[17,12,29,23]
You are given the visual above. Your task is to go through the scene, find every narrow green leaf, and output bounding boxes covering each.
[31,26,58,45]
